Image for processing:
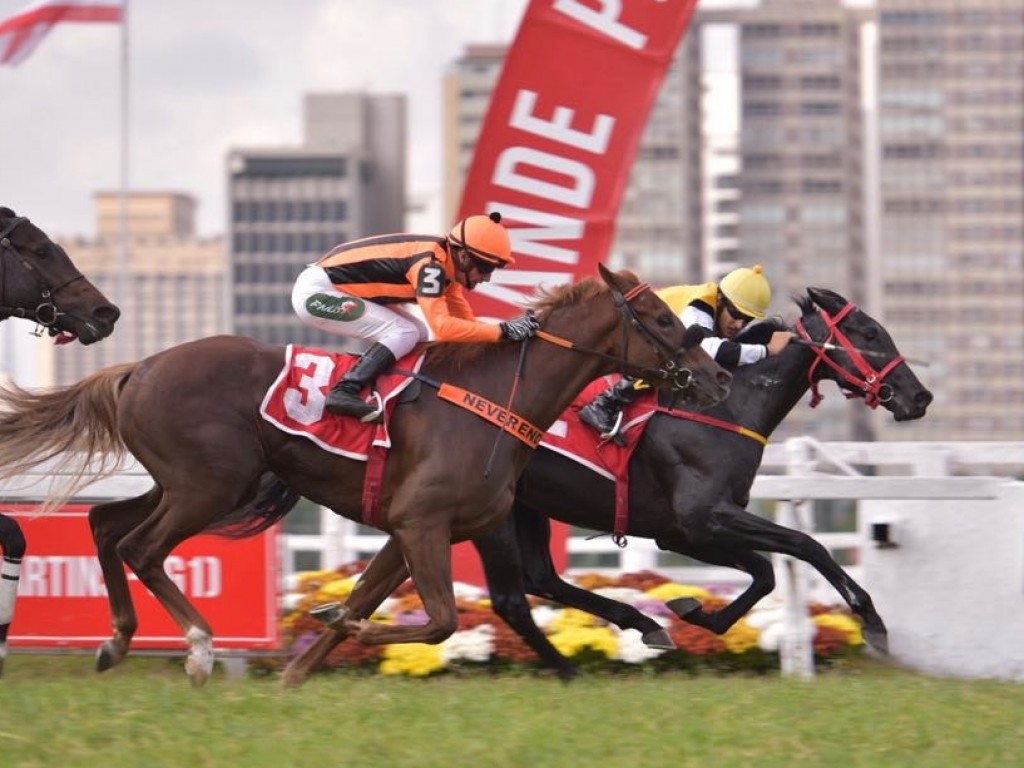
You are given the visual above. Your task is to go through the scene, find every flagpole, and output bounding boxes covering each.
[116,0,130,361]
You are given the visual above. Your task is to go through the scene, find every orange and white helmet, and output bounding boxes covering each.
[448,211,514,268]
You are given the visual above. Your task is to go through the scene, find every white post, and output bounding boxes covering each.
[773,438,817,678]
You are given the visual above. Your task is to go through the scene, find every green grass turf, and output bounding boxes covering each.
[1,654,1022,768]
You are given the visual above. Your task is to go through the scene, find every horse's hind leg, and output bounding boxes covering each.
[89,489,161,672]
[513,506,674,649]
[114,485,255,685]
[281,535,409,689]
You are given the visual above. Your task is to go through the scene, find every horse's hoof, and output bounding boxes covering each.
[863,627,889,655]
[95,641,121,672]
[641,628,676,650]
[280,664,309,690]
[185,654,213,686]
[310,601,349,628]
[665,597,702,618]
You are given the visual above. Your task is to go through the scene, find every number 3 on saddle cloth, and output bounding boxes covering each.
[542,375,662,544]
[260,345,425,525]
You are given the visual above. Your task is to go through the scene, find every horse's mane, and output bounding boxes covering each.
[425,275,613,369]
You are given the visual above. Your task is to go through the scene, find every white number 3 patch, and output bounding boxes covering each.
[416,264,444,297]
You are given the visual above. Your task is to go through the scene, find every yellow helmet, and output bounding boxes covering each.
[449,211,514,267]
[719,264,771,319]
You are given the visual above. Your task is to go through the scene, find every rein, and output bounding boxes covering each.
[0,215,86,332]
[535,282,696,391]
[657,406,768,446]
[796,304,905,409]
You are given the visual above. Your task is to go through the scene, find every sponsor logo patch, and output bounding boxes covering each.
[306,293,366,321]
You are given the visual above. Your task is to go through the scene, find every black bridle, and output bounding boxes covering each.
[0,215,86,333]
[536,281,697,392]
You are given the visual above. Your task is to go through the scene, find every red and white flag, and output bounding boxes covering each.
[0,0,122,66]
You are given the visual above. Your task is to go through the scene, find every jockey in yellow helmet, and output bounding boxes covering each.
[579,265,794,439]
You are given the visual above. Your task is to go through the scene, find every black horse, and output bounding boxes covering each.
[464,287,933,678]
[0,207,120,343]
[0,206,120,674]
[289,286,932,679]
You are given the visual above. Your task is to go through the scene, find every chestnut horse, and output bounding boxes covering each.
[286,287,933,684]
[0,206,120,675]
[0,265,730,685]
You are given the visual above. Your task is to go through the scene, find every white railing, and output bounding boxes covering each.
[5,441,1023,679]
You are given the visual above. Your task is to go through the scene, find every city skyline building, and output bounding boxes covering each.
[873,0,1024,441]
[51,191,225,387]
[227,91,407,347]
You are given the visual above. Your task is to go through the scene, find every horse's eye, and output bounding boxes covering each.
[863,326,878,341]
[657,313,674,328]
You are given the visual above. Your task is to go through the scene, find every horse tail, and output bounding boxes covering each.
[205,472,301,540]
[0,363,136,516]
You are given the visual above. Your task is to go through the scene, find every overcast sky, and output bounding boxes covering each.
[0,0,528,238]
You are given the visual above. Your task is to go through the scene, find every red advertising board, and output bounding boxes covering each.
[7,506,280,650]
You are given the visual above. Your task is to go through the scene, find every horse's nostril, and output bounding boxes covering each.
[917,390,934,407]
[93,304,121,324]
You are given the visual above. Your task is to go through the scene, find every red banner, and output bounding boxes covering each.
[459,0,698,320]
[7,506,279,650]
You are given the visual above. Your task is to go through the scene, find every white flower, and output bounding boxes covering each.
[441,625,495,663]
[592,586,646,605]
[529,605,560,630]
[613,628,668,664]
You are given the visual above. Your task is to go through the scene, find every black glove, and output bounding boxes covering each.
[499,314,540,342]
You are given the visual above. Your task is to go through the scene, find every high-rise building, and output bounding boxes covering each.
[227,92,406,347]
[443,41,704,286]
[52,192,225,386]
[875,0,1024,440]
[699,0,874,441]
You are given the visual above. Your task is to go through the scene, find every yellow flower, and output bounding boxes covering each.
[317,576,360,600]
[814,613,865,646]
[379,642,446,677]
[644,582,713,603]
[548,626,618,659]
[548,608,598,632]
[722,618,759,654]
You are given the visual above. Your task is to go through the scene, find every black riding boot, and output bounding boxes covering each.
[578,378,640,439]
[325,343,397,421]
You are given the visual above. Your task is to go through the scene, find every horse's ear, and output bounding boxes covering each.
[597,262,628,291]
[807,287,848,313]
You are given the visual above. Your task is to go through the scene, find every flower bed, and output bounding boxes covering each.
[265,563,864,677]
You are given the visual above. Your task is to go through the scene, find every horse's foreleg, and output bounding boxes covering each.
[354,525,458,646]
[667,507,888,651]
[663,544,776,635]
[709,507,888,650]
[88,491,160,672]
[0,513,26,677]
[281,535,410,688]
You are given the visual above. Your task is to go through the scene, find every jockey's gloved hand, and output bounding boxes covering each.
[499,314,540,342]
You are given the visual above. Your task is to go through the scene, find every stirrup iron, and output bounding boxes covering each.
[360,391,384,423]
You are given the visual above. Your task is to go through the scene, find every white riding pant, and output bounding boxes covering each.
[291,265,429,359]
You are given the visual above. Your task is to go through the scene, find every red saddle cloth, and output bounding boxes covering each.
[541,375,661,539]
[260,345,423,460]
[541,375,659,480]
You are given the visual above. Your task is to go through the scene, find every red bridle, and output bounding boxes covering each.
[795,303,904,409]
